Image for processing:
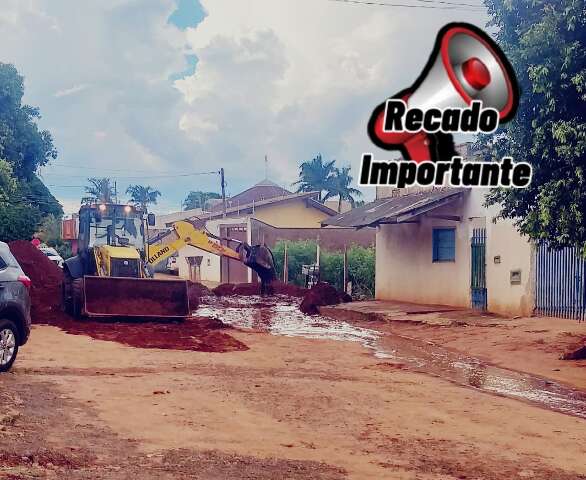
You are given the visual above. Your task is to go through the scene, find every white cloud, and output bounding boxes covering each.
[0,0,489,215]
[54,83,91,98]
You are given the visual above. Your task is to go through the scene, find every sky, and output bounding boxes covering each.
[0,0,489,215]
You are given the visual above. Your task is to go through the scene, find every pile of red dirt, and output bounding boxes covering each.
[299,282,351,315]
[8,241,245,353]
[213,283,236,296]
[40,314,247,353]
[561,340,586,360]
[8,240,63,320]
[189,281,211,297]
[212,281,307,297]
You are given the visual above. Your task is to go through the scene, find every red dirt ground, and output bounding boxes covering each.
[8,241,245,353]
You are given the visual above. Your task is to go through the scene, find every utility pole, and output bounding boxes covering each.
[220,168,227,218]
[264,155,268,180]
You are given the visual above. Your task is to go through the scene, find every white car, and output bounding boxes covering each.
[40,246,64,268]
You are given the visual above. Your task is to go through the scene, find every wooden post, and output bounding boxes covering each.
[316,235,320,267]
[220,168,226,218]
[283,243,289,283]
[343,245,348,293]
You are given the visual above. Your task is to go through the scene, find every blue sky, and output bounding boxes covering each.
[0,0,489,215]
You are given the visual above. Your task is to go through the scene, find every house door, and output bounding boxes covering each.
[470,228,487,310]
[220,224,248,284]
[535,244,586,320]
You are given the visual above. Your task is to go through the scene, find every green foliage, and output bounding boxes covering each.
[294,154,336,201]
[126,184,161,211]
[0,159,17,204]
[0,202,41,242]
[0,64,61,241]
[272,240,318,286]
[294,154,363,209]
[347,245,376,298]
[36,213,71,258]
[479,0,586,251]
[19,174,62,217]
[183,190,221,210]
[272,240,375,298]
[84,177,115,204]
[0,63,57,179]
[323,166,362,212]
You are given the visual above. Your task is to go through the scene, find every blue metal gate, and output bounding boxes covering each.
[535,244,586,321]
[471,228,487,310]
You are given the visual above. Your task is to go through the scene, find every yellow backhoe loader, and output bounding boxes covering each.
[62,204,275,319]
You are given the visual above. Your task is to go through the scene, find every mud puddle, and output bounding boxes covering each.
[198,295,586,420]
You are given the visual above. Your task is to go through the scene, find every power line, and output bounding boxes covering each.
[327,0,484,10]
[40,162,218,175]
[39,170,219,180]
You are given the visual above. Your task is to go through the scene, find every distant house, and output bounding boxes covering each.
[154,179,375,284]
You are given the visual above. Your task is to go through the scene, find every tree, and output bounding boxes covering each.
[126,184,161,212]
[84,177,115,204]
[0,63,57,179]
[323,166,362,212]
[0,202,41,242]
[0,159,17,204]
[0,158,42,241]
[0,63,61,238]
[182,190,221,210]
[479,0,586,251]
[293,154,336,201]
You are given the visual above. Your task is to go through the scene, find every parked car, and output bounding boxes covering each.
[167,256,179,275]
[0,241,32,372]
[39,245,64,268]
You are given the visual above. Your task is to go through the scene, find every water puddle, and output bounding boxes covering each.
[197,295,586,420]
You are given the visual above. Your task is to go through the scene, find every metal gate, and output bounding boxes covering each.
[535,244,586,321]
[470,228,487,310]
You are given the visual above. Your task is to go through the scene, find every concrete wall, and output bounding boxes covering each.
[485,218,534,316]
[375,189,534,316]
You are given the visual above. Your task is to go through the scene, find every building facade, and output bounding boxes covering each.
[324,187,534,317]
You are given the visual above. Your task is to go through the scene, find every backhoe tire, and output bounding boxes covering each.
[71,278,85,319]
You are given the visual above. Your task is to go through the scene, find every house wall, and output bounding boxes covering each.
[485,218,534,316]
[252,200,329,228]
[375,189,534,316]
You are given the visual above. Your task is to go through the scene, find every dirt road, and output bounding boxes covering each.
[2,308,586,479]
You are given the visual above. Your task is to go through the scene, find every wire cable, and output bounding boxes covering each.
[327,0,484,10]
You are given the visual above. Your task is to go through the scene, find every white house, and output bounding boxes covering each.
[323,187,535,317]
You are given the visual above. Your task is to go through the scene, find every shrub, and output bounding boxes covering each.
[272,240,375,298]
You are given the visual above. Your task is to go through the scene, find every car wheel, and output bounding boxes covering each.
[0,319,19,372]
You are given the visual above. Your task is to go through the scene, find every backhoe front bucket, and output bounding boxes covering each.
[83,276,190,318]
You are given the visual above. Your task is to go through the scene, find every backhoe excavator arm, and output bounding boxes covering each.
[147,220,241,267]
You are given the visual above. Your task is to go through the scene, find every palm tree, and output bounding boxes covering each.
[293,154,336,201]
[84,177,115,203]
[126,185,161,212]
[182,191,221,211]
[324,166,363,213]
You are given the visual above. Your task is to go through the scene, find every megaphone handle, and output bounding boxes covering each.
[404,132,433,163]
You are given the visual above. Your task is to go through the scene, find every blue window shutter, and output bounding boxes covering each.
[432,228,455,262]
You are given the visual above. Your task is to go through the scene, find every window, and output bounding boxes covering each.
[432,228,456,262]
[0,256,6,270]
